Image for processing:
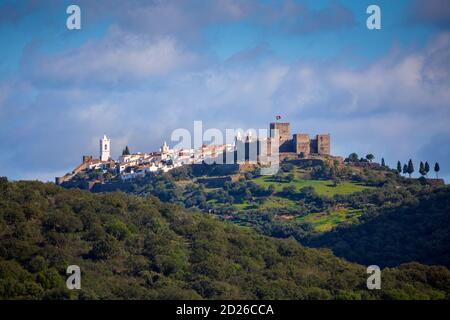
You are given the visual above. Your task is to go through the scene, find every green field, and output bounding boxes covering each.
[259,196,297,209]
[232,202,254,210]
[206,172,375,213]
[211,197,297,212]
[252,176,374,197]
[297,208,363,232]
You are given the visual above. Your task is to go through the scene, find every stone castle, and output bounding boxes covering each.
[269,122,330,156]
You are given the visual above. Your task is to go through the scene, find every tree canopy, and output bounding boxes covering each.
[1,180,449,300]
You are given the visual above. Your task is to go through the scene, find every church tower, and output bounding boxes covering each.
[100,134,110,161]
[161,141,170,154]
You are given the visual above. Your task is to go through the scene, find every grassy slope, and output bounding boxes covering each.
[297,209,363,233]
[252,176,373,197]
[307,186,450,268]
[223,172,373,231]
[1,180,450,300]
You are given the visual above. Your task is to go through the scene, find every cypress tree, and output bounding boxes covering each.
[397,161,402,174]
[419,161,425,176]
[403,164,408,176]
[122,146,131,156]
[424,162,430,177]
[407,159,414,178]
[434,162,440,179]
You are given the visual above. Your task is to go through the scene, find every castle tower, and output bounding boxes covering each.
[100,134,110,161]
[293,134,311,155]
[270,122,292,152]
[316,134,331,155]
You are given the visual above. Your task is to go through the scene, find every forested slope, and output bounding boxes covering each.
[307,186,450,268]
[1,178,449,300]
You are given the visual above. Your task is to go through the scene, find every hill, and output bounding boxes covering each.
[74,159,450,272]
[306,185,450,268]
[1,178,450,299]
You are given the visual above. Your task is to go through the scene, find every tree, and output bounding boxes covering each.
[397,161,402,174]
[281,163,294,173]
[407,159,414,178]
[122,146,131,156]
[332,177,341,187]
[424,162,430,177]
[282,185,297,196]
[244,172,254,180]
[107,219,131,240]
[89,238,118,260]
[348,153,359,162]
[381,158,385,167]
[286,173,295,182]
[419,162,425,177]
[329,166,336,180]
[403,164,408,176]
[366,154,375,163]
[244,189,252,201]
[434,162,440,179]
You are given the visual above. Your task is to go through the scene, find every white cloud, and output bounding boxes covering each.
[328,34,450,115]
[26,27,195,85]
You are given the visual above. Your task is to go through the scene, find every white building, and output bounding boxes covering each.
[100,135,111,162]
[119,153,147,163]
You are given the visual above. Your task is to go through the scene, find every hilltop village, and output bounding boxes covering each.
[56,121,336,189]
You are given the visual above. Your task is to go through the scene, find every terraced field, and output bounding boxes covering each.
[297,208,363,232]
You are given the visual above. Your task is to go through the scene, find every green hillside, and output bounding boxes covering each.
[297,209,363,233]
[252,176,373,197]
[80,159,450,272]
[1,178,450,300]
[307,186,450,268]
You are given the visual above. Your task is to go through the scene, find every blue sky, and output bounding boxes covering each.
[0,0,450,181]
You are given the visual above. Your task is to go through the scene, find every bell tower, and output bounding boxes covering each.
[100,134,110,161]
